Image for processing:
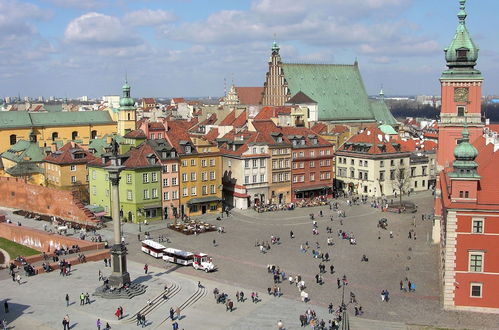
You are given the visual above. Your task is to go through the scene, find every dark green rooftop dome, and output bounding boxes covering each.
[454,126,478,160]
[119,78,134,108]
[444,0,479,69]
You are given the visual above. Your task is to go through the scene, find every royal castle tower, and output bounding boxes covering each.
[118,78,137,137]
[437,0,484,170]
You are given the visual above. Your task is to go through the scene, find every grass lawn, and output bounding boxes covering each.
[0,237,40,259]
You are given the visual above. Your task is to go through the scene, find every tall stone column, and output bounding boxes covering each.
[106,159,130,288]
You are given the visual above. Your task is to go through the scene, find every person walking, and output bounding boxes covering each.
[144,264,148,274]
[169,307,175,320]
[175,306,181,320]
[63,314,70,330]
[65,294,70,307]
[213,239,217,247]
[136,313,141,326]
[96,318,101,330]
[172,321,179,330]
[141,314,146,328]
[16,274,21,285]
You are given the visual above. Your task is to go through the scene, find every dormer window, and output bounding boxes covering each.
[312,138,318,145]
[185,145,192,154]
[171,151,176,158]
[292,140,297,146]
[300,139,305,145]
[457,49,468,61]
[277,136,283,143]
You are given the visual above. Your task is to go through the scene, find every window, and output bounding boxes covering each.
[202,186,207,195]
[470,283,482,298]
[143,173,149,183]
[71,131,78,140]
[143,189,150,199]
[411,167,416,177]
[163,191,169,200]
[210,171,215,180]
[260,159,265,167]
[245,160,250,168]
[9,134,16,145]
[181,160,187,167]
[272,174,277,183]
[293,152,297,159]
[92,170,96,180]
[414,181,418,188]
[182,187,188,197]
[158,133,163,139]
[260,147,265,154]
[350,170,354,178]
[191,187,197,196]
[127,190,133,201]
[285,173,290,181]
[293,175,298,183]
[457,106,465,117]
[285,159,289,168]
[201,172,207,181]
[152,188,158,199]
[380,160,384,168]
[310,173,315,181]
[400,159,404,165]
[279,159,283,168]
[469,253,483,272]
[210,185,215,194]
[71,176,76,183]
[92,185,96,195]
[190,172,196,181]
[465,191,469,198]
[172,178,178,186]
[191,159,196,166]
[201,159,207,167]
[52,132,58,141]
[253,175,257,183]
[459,191,464,198]
[126,174,132,184]
[151,172,158,182]
[245,176,249,184]
[422,166,427,175]
[260,174,265,182]
[91,130,97,139]
[253,159,258,168]
[379,171,385,181]
[278,173,283,182]
[70,165,76,171]
[472,219,484,233]
[351,159,354,165]
[310,151,315,157]
[300,162,304,169]
[172,164,178,172]
[163,178,168,187]
[252,147,257,154]
[210,158,215,166]
[182,173,188,182]
[172,191,178,199]
[390,170,395,180]
[390,160,395,166]
[310,161,315,168]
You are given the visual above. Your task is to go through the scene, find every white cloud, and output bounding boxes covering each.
[64,12,142,47]
[124,9,176,27]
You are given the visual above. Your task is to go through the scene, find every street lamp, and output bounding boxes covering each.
[340,282,349,330]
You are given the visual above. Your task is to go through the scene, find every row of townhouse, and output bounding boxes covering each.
[334,127,437,197]
[218,120,335,210]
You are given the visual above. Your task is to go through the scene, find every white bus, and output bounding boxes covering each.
[162,248,194,266]
[141,240,167,258]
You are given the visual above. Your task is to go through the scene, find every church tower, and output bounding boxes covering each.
[437,0,483,170]
[261,41,290,106]
[117,78,137,136]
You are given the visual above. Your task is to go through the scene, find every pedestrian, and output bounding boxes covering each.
[119,306,123,319]
[16,274,21,285]
[236,291,240,302]
[408,281,412,292]
[97,318,101,330]
[115,307,121,320]
[240,291,245,302]
[172,321,179,330]
[141,314,146,328]
[3,300,8,313]
[408,230,412,239]
[213,239,217,247]
[104,322,111,330]
[65,293,69,307]
[136,313,142,326]
[381,290,385,301]
[400,280,404,291]
[169,307,175,320]
[63,314,70,330]
[104,259,108,267]
[144,264,148,274]
[277,320,284,329]
[86,292,91,304]
[414,232,417,240]
[337,277,341,289]
[330,264,334,274]
[328,302,333,314]
[290,230,294,239]
[175,306,181,320]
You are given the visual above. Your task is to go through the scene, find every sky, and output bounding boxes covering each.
[1,0,498,99]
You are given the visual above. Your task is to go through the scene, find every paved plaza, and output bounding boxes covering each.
[1,191,499,329]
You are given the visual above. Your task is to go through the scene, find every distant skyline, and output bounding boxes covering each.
[1,0,498,98]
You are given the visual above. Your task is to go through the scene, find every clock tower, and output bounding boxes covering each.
[437,0,483,170]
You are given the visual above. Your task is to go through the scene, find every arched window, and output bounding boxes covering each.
[91,130,97,140]
[52,132,58,141]
[127,113,131,121]
[71,131,78,140]
[9,134,16,145]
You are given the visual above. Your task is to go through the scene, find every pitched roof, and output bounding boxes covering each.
[124,129,147,139]
[286,91,317,104]
[2,140,45,163]
[311,122,327,134]
[44,142,97,165]
[234,87,264,105]
[219,110,237,126]
[339,127,408,155]
[254,106,291,121]
[232,110,247,128]
[172,98,185,103]
[122,142,161,169]
[142,98,155,104]
[205,128,219,141]
[370,99,397,126]
[282,63,373,122]
[148,122,165,131]
[0,111,114,129]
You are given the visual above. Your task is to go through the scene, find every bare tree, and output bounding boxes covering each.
[392,165,411,206]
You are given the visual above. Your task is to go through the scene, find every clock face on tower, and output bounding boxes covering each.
[454,87,469,103]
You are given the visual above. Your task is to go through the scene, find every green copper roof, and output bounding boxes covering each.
[2,140,45,163]
[272,41,280,52]
[370,99,397,126]
[119,78,135,108]
[282,63,373,122]
[450,124,480,178]
[442,0,481,80]
[6,163,44,176]
[88,134,125,157]
[0,111,114,129]
[378,124,397,135]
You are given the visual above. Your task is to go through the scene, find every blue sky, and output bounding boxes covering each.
[0,0,498,98]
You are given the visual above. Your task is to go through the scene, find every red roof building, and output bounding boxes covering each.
[234,87,264,105]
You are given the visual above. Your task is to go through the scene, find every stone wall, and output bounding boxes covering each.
[0,222,102,253]
[0,177,97,225]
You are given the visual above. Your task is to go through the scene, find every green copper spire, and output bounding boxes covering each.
[450,121,480,178]
[119,76,134,108]
[272,40,280,53]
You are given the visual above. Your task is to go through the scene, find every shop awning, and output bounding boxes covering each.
[143,204,162,210]
[187,196,223,205]
[233,192,250,198]
[294,186,330,193]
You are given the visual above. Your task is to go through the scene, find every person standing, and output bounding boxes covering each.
[175,306,181,320]
[144,264,148,274]
[169,307,175,320]
[136,313,142,326]
[172,321,179,330]
[96,318,101,330]
[16,274,21,285]
[63,314,70,330]
[141,314,146,328]
[65,294,69,307]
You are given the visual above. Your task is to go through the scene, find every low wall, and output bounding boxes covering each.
[0,176,97,225]
[34,250,110,275]
[0,222,103,253]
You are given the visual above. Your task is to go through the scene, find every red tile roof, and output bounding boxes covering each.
[339,127,408,155]
[311,122,327,134]
[44,142,97,165]
[205,128,219,141]
[232,110,247,128]
[124,129,146,139]
[234,87,264,105]
[122,142,160,169]
[254,106,292,121]
[331,125,349,134]
[199,113,217,126]
[219,110,236,126]
[172,98,185,103]
[148,122,165,131]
